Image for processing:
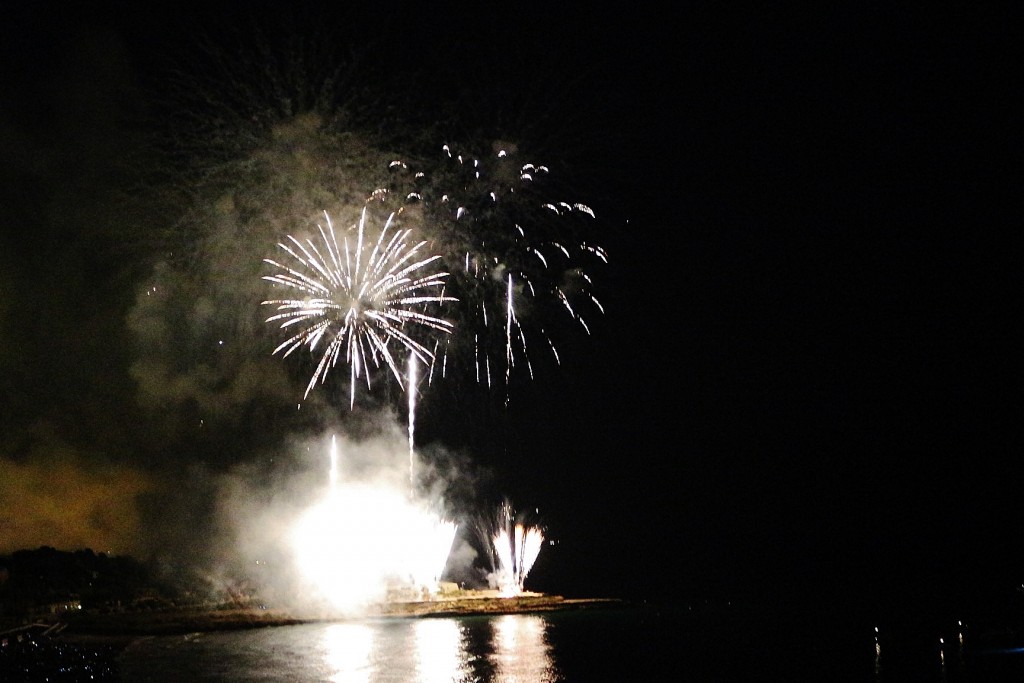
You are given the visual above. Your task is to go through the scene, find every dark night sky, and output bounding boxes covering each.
[1,2,1019,615]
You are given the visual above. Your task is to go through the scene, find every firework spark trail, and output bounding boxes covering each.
[491,523,545,595]
[383,145,607,393]
[492,525,544,596]
[505,274,514,396]
[329,434,339,489]
[484,499,545,595]
[262,207,456,406]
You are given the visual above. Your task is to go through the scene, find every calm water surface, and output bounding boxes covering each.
[116,603,1024,682]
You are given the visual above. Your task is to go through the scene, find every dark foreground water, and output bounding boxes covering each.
[115,602,1024,682]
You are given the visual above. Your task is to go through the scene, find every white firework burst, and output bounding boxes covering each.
[262,207,456,406]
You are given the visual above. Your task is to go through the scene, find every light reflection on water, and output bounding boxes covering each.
[321,622,373,683]
[113,604,1024,682]
[118,613,559,682]
[491,614,559,682]
[413,617,465,682]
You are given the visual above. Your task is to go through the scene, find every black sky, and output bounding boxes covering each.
[1,2,1019,614]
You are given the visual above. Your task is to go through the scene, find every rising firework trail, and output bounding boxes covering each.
[407,354,418,485]
[383,144,608,398]
[329,434,339,489]
[262,207,456,407]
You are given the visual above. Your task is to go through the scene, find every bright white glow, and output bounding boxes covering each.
[292,482,456,611]
[290,436,457,613]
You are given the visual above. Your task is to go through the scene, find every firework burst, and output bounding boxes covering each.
[262,207,456,406]
[382,143,608,396]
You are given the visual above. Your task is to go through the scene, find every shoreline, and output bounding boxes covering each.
[54,593,628,645]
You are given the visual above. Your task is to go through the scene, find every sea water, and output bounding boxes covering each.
[116,601,1024,682]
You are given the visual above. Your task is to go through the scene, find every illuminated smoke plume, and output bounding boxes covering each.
[217,427,459,616]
